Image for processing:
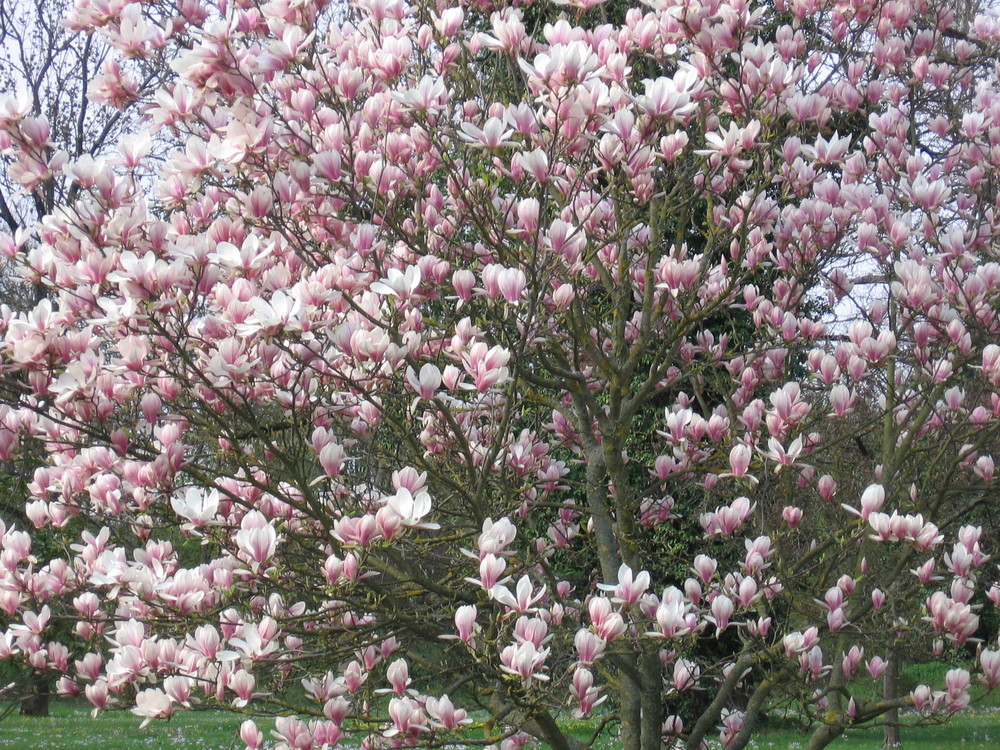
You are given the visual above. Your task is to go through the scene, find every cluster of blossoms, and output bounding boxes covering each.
[2,0,1000,748]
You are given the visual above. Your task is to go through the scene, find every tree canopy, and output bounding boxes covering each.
[2,0,1000,749]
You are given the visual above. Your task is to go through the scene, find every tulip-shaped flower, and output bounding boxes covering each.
[709,595,735,635]
[132,687,174,727]
[597,562,650,607]
[574,629,606,665]
[499,641,549,683]
[385,696,427,737]
[588,597,626,641]
[491,575,545,614]
[466,553,506,591]
[406,363,442,400]
[843,483,884,521]
[866,655,888,679]
[383,487,438,530]
[450,604,478,644]
[235,512,278,569]
[240,719,264,750]
[981,650,1000,690]
[570,667,607,717]
[170,487,219,529]
[425,694,471,730]
[672,658,699,691]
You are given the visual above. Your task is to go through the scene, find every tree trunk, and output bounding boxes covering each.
[619,669,642,750]
[728,668,779,750]
[806,721,845,750]
[19,671,49,717]
[638,651,663,750]
[687,653,756,750]
[530,708,586,750]
[806,640,850,750]
[882,643,901,748]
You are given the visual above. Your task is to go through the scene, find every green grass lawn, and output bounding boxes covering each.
[752,710,1000,750]
[3,701,1000,749]
[0,702,245,749]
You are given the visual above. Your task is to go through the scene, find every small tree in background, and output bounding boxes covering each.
[0,0,168,715]
[2,0,1000,748]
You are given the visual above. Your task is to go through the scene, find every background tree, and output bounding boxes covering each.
[1,0,1000,749]
[0,0,171,716]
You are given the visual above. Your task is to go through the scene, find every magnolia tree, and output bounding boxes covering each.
[2,0,1000,748]
[0,0,172,715]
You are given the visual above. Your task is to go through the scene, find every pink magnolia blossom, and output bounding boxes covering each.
[240,719,264,750]
[1,0,998,747]
[132,687,174,727]
[844,483,885,521]
[235,512,278,568]
[406,364,442,400]
[453,605,478,644]
[499,641,549,683]
[491,576,545,614]
[570,667,607,717]
[467,554,506,591]
[425,694,470,730]
[587,597,626,641]
[574,630,606,665]
[981,650,1000,690]
[170,487,219,528]
[597,563,650,607]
